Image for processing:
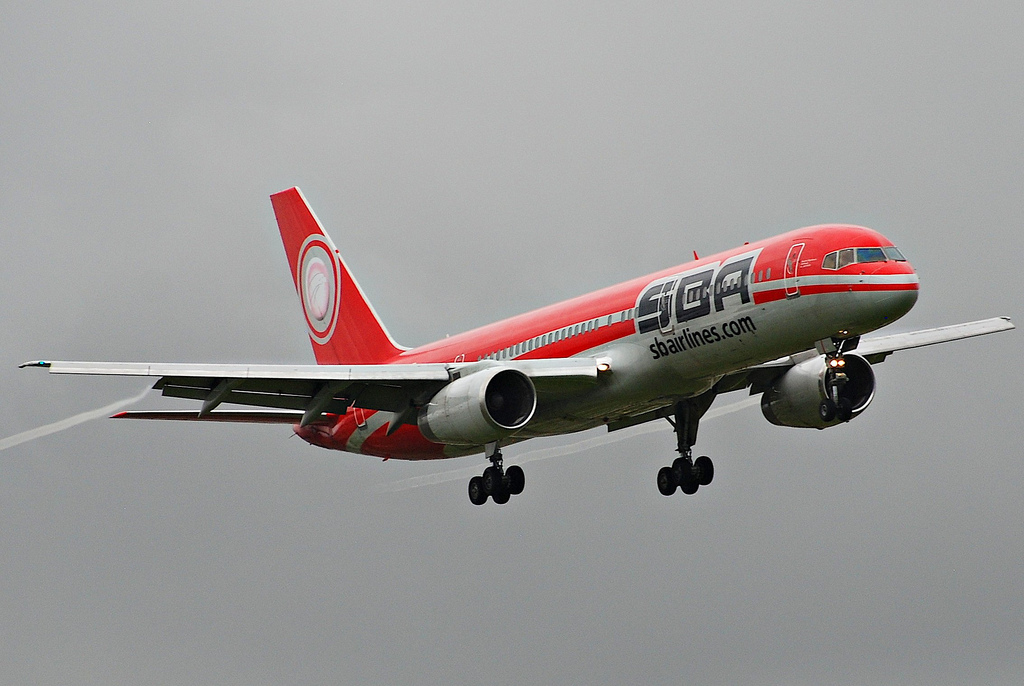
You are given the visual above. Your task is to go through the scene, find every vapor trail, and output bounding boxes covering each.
[379,394,761,493]
[0,387,151,453]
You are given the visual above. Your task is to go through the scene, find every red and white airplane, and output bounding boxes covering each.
[24,188,1014,505]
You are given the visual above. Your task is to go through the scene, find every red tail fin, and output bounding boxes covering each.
[271,187,405,364]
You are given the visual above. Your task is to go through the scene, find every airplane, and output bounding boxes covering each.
[22,187,1014,505]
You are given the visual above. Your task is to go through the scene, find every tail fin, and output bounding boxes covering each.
[271,187,406,364]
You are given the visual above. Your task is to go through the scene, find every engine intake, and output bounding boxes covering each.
[418,367,537,445]
[761,353,875,429]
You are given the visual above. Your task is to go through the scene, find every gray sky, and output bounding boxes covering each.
[2,2,1022,683]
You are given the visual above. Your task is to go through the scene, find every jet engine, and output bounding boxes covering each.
[760,353,875,429]
[418,367,537,445]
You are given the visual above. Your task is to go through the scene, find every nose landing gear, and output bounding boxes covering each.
[818,336,860,423]
[468,442,525,506]
[820,354,857,422]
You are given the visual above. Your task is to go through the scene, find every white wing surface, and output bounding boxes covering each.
[20,358,606,425]
[853,316,1014,362]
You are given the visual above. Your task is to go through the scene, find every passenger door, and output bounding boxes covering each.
[784,243,804,298]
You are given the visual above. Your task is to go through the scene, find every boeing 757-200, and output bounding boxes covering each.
[23,188,1014,505]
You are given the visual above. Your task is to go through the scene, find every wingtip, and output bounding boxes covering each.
[110,412,128,419]
[19,360,50,369]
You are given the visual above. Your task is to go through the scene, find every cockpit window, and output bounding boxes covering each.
[822,245,908,270]
[855,247,887,263]
[883,246,906,261]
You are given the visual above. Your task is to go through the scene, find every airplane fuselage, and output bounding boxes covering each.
[296,224,919,459]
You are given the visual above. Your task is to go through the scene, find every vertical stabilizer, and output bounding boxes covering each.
[271,187,405,364]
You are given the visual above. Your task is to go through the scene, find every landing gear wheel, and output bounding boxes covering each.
[468,476,488,505]
[492,488,511,505]
[481,466,503,495]
[679,473,699,495]
[693,455,714,486]
[836,397,853,422]
[657,466,679,496]
[506,465,525,496]
[819,400,836,422]
[672,456,699,494]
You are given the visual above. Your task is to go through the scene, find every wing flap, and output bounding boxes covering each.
[112,410,335,425]
[21,360,453,381]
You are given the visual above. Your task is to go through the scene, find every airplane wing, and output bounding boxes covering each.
[717,316,1014,393]
[609,316,1014,432]
[851,316,1014,363]
[19,358,607,427]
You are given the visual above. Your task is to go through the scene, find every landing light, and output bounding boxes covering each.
[828,357,846,368]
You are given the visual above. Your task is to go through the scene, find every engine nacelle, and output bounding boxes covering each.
[418,367,537,445]
[760,353,875,429]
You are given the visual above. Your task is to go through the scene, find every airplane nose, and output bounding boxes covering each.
[882,284,918,322]
[879,260,919,323]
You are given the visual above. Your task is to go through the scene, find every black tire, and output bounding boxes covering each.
[468,476,488,505]
[482,466,503,495]
[492,488,511,505]
[819,400,836,422]
[657,466,678,496]
[694,455,714,486]
[506,465,525,495]
[679,473,699,495]
[836,397,853,422]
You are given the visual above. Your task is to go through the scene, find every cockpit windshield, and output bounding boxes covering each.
[856,247,886,263]
[822,245,907,270]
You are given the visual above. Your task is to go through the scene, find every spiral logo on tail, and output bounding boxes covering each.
[297,237,341,344]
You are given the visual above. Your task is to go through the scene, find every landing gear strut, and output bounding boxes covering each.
[819,336,859,422]
[657,395,716,497]
[468,442,525,506]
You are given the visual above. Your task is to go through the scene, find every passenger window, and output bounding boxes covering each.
[856,247,887,263]
[883,246,906,261]
[837,249,855,268]
[822,252,837,270]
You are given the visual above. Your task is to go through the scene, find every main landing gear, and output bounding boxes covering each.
[468,442,524,506]
[657,397,716,497]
